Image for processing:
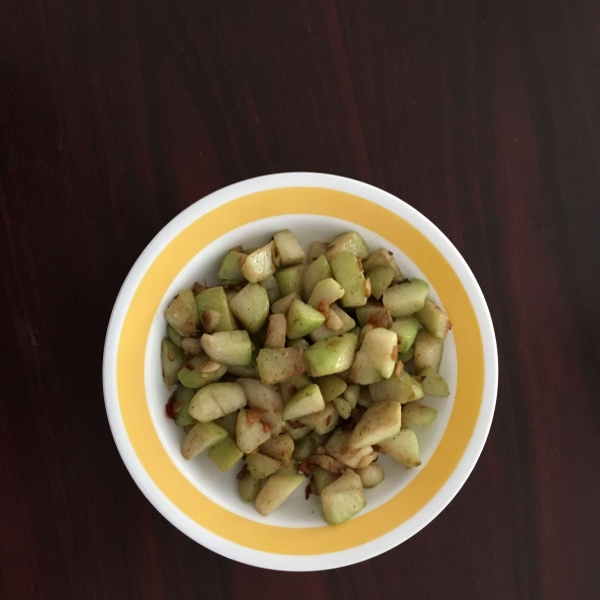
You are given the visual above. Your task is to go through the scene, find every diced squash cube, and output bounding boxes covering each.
[415,366,450,397]
[229,283,270,334]
[391,317,420,353]
[274,265,305,297]
[416,299,452,340]
[304,333,358,377]
[401,402,437,427]
[259,433,295,465]
[195,286,237,332]
[238,472,261,502]
[349,328,398,385]
[282,384,325,421]
[237,378,285,435]
[241,241,277,283]
[273,229,305,266]
[188,382,247,422]
[383,279,430,317]
[316,375,347,402]
[357,464,384,488]
[366,265,396,300]
[330,252,368,308]
[246,452,281,479]
[348,400,402,449]
[200,330,252,366]
[162,339,186,386]
[218,250,247,283]
[303,255,332,301]
[181,421,228,459]
[414,330,444,372]
[377,428,421,468]
[177,354,227,389]
[321,470,367,525]
[165,288,199,337]
[286,298,326,339]
[208,436,244,472]
[255,474,305,516]
[236,408,272,453]
[326,231,370,260]
[299,402,340,434]
[257,347,306,384]
[369,371,424,404]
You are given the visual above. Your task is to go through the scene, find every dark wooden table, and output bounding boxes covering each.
[1,1,599,598]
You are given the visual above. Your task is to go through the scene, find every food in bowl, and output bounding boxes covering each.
[161,229,451,525]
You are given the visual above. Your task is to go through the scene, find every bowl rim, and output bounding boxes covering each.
[103,172,498,571]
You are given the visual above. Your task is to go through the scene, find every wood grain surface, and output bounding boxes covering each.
[1,1,599,598]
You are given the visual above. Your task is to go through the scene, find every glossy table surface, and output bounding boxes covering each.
[1,1,599,598]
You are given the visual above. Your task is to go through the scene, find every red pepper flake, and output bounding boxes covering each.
[289,420,304,429]
[298,460,312,475]
[326,415,332,426]
[185,363,194,371]
[305,484,313,500]
[165,395,177,419]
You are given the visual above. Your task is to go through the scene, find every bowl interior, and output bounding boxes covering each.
[144,214,457,528]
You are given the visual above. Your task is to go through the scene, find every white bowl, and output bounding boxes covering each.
[103,173,497,571]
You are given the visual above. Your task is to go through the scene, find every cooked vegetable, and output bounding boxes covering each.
[383,279,430,317]
[330,251,368,307]
[349,328,398,385]
[219,249,247,283]
[162,339,186,386]
[391,317,420,353]
[320,470,367,525]
[416,299,452,340]
[286,298,326,339]
[414,330,443,372]
[402,402,437,427]
[200,331,252,366]
[247,452,281,479]
[195,286,237,332]
[241,241,277,283]
[415,366,450,397]
[357,464,384,488]
[162,229,451,524]
[304,333,358,377]
[273,229,305,266]
[208,436,244,471]
[257,347,306,384]
[348,400,402,449]
[188,382,247,422]
[377,428,421,468]
[229,283,270,334]
[255,474,305,516]
[274,264,305,297]
[165,288,199,336]
[181,422,228,459]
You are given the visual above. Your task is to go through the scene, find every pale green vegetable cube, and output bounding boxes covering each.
[309,305,356,342]
[415,366,450,397]
[333,396,352,419]
[167,324,184,348]
[362,248,403,281]
[195,286,237,332]
[391,317,420,353]
[237,378,285,435]
[325,430,377,469]
[288,338,309,349]
[236,409,272,453]
[181,337,202,356]
[316,375,347,402]
[208,436,244,472]
[366,265,396,300]
[255,474,305,516]
[177,354,227,388]
[279,373,313,402]
[303,255,332,301]
[273,229,305,266]
[402,402,437,427]
[343,384,360,408]
[383,279,430,317]
[172,385,196,427]
[369,371,424,404]
[330,252,368,308]
[311,466,339,495]
[181,421,228,459]
[414,330,443,372]
[271,292,298,315]
[257,347,306,385]
[188,382,247,422]
[377,428,421,468]
[165,288,199,336]
[229,283,270,334]
[357,464,384,488]
[247,452,281,479]
[349,328,398,385]
[238,472,261,502]
[274,265,305,297]
[260,274,281,305]
[355,303,392,328]
[218,250,247,283]
[241,241,277,283]
[286,298,326,339]
[308,278,345,309]
[304,333,358,377]
[214,411,238,438]
[348,400,402,449]
[321,470,366,525]
[326,231,370,260]
[200,330,252,366]
[416,299,452,340]
[299,403,340,434]
[282,384,325,421]
[259,433,295,465]
[292,436,315,462]
[162,339,186,386]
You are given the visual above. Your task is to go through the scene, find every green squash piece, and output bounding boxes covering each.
[218,249,247,283]
[229,283,270,334]
[286,298,326,339]
[304,333,358,377]
[195,286,237,332]
[208,436,244,472]
[330,252,368,308]
[162,339,186,386]
[320,470,367,525]
[177,354,227,389]
[382,279,430,318]
[274,264,305,297]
